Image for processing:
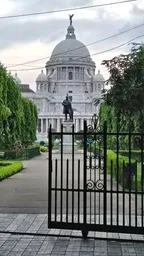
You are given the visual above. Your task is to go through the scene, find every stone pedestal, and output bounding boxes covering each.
[59,121,78,153]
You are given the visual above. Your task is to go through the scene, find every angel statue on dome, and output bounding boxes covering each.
[69,14,74,25]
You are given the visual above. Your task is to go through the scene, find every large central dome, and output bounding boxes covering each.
[51,38,90,58]
[46,17,95,68]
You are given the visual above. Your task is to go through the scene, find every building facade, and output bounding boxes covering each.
[14,18,105,142]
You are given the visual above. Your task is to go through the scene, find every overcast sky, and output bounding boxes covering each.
[0,0,144,90]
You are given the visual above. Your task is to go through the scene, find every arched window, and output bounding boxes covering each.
[69,71,73,80]
[40,84,43,91]
[98,84,101,91]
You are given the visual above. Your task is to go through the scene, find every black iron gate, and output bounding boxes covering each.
[48,119,144,238]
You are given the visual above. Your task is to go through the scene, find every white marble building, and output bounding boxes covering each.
[14,17,105,142]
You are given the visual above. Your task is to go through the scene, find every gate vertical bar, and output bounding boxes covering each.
[128,126,132,227]
[116,124,119,226]
[72,124,75,223]
[60,124,63,223]
[66,159,69,223]
[103,121,107,226]
[48,124,52,226]
[141,130,144,228]
[78,159,80,224]
[122,161,125,227]
[83,120,87,226]
[110,160,113,226]
[55,159,58,222]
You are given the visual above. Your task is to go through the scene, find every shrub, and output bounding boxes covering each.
[40,141,45,146]
[0,162,11,167]
[40,146,48,152]
[77,140,83,149]
[116,150,143,163]
[4,142,25,160]
[0,161,23,181]
[75,130,84,141]
[87,143,103,152]
[107,150,136,187]
[0,152,5,159]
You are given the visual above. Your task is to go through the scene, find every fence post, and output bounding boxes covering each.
[48,124,52,227]
[82,120,88,238]
[103,121,107,226]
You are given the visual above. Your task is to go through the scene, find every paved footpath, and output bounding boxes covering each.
[0,214,143,255]
[0,154,144,255]
[0,152,141,215]
[1,233,144,256]
[0,154,48,213]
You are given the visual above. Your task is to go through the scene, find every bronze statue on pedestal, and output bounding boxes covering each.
[62,94,73,122]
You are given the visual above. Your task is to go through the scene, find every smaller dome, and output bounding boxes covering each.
[36,70,47,82]
[66,24,76,39]
[14,72,21,84]
[68,25,74,30]
[94,70,104,82]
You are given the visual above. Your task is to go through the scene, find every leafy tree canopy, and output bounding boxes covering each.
[102,43,144,124]
[0,63,38,148]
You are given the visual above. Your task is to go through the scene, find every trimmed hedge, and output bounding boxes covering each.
[116,150,143,163]
[134,164,143,191]
[0,161,23,181]
[40,146,48,152]
[107,150,136,187]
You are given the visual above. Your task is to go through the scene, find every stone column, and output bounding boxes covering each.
[41,118,43,133]
[66,67,68,80]
[57,119,60,132]
[73,66,75,80]
[46,118,48,133]
[81,119,84,130]
[52,119,54,129]
[76,119,79,132]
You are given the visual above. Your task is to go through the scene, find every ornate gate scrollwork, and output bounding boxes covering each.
[87,179,104,190]
[86,113,104,191]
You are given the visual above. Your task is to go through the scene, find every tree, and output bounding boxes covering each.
[101,43,144,130]
[21,98,38,145]
[0,64,38,148]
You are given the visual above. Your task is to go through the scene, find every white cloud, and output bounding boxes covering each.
[0,0,144,90]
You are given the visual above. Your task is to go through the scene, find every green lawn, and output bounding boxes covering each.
[0,161,23,181]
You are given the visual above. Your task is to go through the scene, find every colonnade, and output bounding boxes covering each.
[38,118,92,133]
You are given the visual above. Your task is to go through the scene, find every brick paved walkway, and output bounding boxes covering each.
[0,214,144,255]
[0,232,144,255]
